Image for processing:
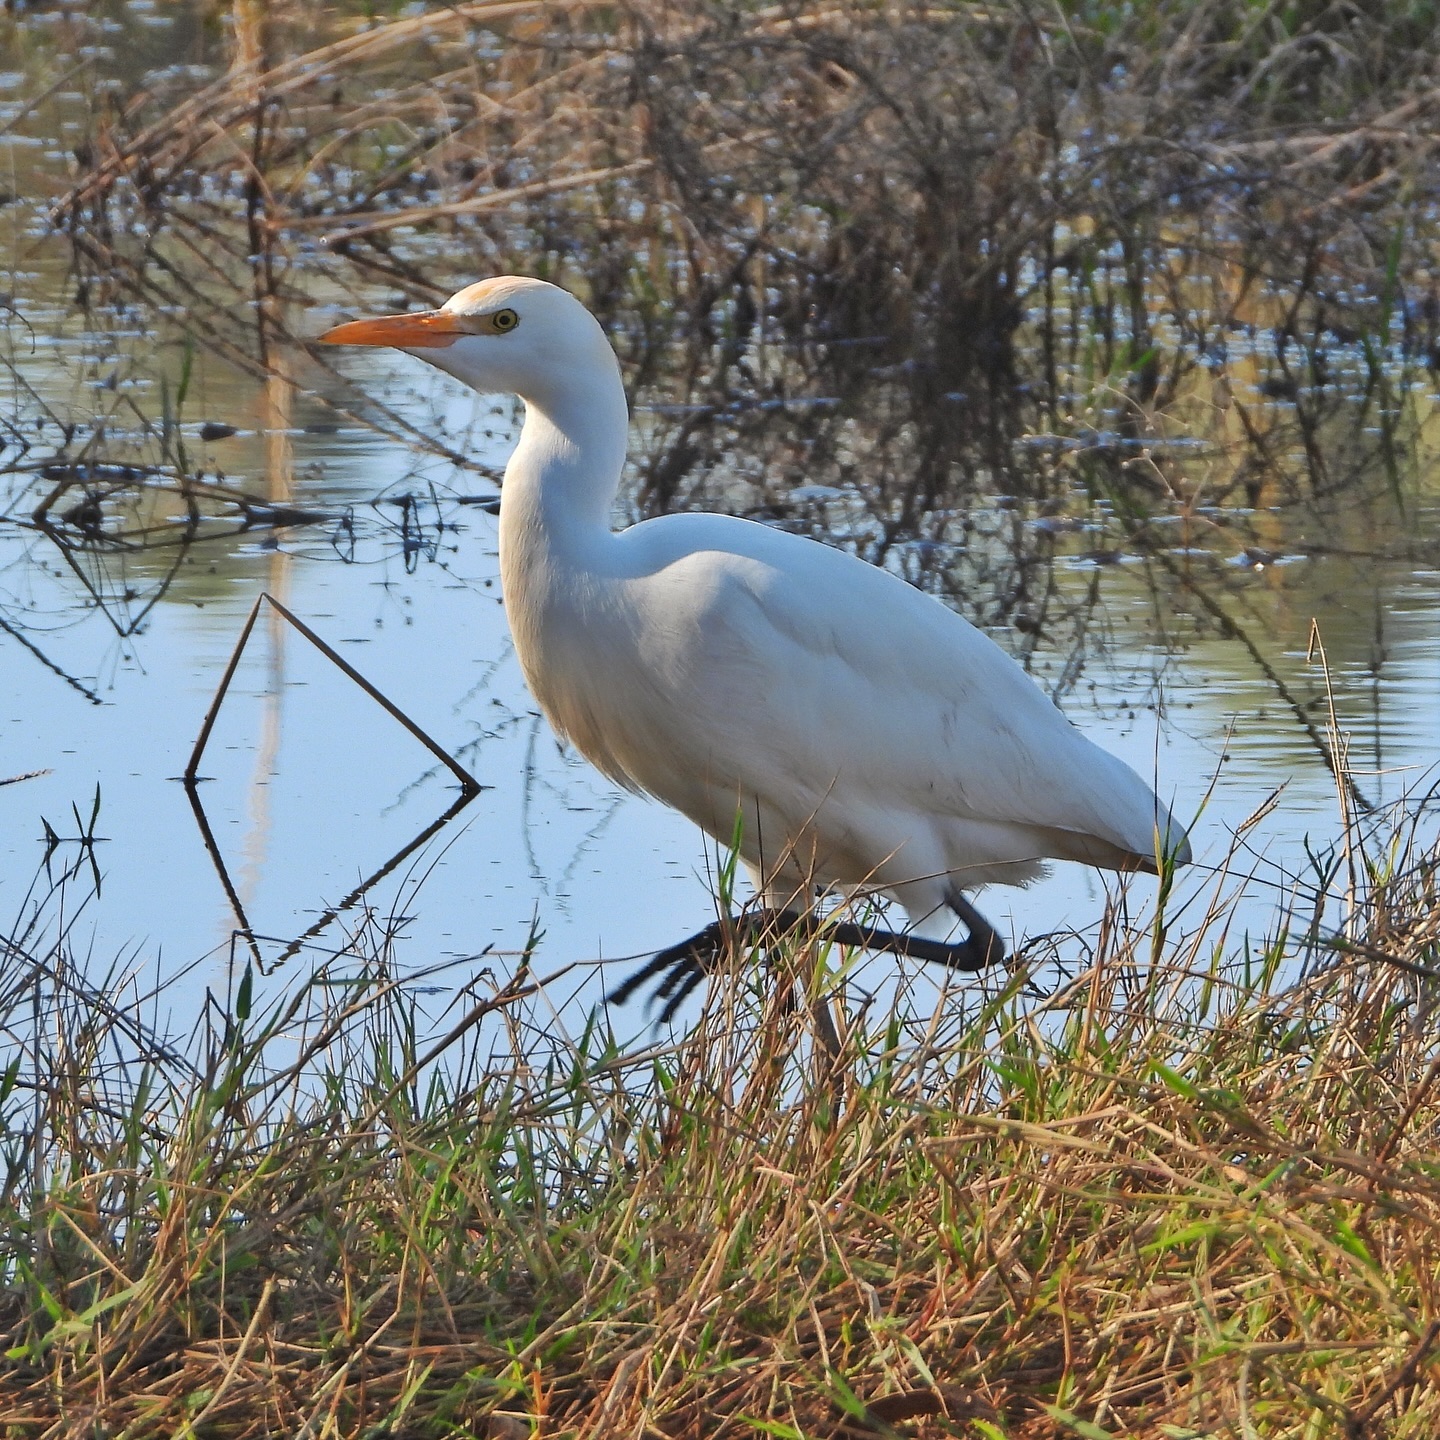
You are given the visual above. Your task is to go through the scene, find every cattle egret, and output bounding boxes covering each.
[321,278,1191,1013]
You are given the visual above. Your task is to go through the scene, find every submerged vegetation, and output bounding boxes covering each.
[3,0,1440,1433]
[41,0,1440,515]
[6,0,1440,772]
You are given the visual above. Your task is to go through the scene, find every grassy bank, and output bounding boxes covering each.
[2,806,1440,1437]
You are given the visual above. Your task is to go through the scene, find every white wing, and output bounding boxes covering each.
[531,512,1188,898]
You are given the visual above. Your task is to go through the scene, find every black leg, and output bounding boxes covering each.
[818,895,1005,972]
[606,896,1005,1018]
[943,892,1008,969]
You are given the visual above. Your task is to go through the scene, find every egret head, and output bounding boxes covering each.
[319,277,618,407]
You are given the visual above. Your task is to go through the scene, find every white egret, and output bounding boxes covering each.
[321,278,1190,1011]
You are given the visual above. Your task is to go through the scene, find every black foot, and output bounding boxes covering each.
[604,918,735,1020]
[607,900,1005,1021]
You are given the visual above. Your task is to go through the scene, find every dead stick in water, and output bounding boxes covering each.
[184,591,481,796]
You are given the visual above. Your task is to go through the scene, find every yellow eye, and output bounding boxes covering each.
[490,308,519,333]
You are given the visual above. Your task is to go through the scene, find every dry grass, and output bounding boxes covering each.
[1,801,1439,1437]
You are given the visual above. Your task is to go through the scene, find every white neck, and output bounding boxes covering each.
[498,363,630,564]
[495,357,630,732]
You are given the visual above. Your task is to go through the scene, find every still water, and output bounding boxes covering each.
[3,6,1439,1041]
[5,317,1438,1037]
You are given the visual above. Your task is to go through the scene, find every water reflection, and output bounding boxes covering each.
[1,1,1438,1036]
[187,777,478,975]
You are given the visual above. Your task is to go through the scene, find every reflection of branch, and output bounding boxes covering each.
[40,516,191,639]
[1153,550,1375,814]
[183,777,264,972]
[268,791,477,968]
[187,776,477,973]
[25,452,300,640]
[0,613,102,705]
[23,457,334,539]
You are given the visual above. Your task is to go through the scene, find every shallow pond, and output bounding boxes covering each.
[3,3,1440,1044]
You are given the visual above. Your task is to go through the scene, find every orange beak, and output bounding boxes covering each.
[318,310,465,349]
